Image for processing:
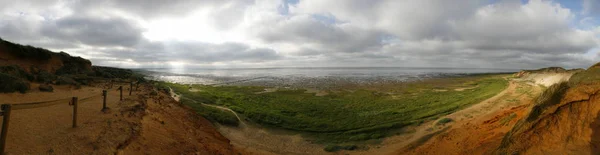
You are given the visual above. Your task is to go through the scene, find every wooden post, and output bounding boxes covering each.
[0,104,12,155]
[119,86,123,101]
[72,97,78,128]
[129,82,133,96]
[102,90,108,112]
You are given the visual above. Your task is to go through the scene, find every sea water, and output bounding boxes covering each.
[140,67,518,88]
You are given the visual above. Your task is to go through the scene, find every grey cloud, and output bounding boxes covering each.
[1,0,599,69]
[256,15,384,53]
[167,42,282,63]
[72,0,252,19]
[89,41,282,67]
[41,16,143,47]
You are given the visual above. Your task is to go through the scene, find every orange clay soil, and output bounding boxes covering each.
[396,81,541,155]
[495,82,600,155]
[345,79,543,155]
[0,82,240,155]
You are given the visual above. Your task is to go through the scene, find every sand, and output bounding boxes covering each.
[0,82,238,155]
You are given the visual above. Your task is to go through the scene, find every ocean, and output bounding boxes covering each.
[140,67,518,88]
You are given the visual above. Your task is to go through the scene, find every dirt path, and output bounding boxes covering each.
[0,83,238,155]
[347,80,539,155]
[167,78,539,155]
[169,88,327,155]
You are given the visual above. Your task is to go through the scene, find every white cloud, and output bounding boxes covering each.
[0,0,598,69]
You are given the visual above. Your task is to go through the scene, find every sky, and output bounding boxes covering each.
[1,0,600,69]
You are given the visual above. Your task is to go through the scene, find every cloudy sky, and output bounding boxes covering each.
[1,0,600,69]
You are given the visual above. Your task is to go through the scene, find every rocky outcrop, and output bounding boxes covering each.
[496,63,600,155]
[38,84,54,92]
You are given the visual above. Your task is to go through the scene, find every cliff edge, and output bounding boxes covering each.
[496,63,600,154]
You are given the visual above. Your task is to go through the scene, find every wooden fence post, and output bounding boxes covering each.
[119,86,123,101]
[72,97,78,128]
[129,82,133,96]
[0,104,12,155]
[102,90,108,112]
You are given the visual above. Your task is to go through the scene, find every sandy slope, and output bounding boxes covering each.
[0,82,239,155]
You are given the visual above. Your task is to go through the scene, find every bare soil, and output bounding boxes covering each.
[0,82,239,155]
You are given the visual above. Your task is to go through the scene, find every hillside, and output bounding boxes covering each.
[0,38,91,74]
[0,38,239,154]
[495,63,600,154]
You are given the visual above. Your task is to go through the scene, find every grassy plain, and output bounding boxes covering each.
[157,74,509,144]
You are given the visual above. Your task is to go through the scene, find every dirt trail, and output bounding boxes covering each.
[0,83,238,155]
[169,88,327,155]
[168,78,536,155]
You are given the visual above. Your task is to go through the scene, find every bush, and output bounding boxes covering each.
[323,144,357,152]
[0,65,33,81]
[39,84,54,92]
[526,82,569,122]
[35,71,57,83]
[92,66,133,79]
[55,52,92,75]
[0,38,52,60]
[436,118,453,125]
[0,73,30,93]
[56,76,80,86]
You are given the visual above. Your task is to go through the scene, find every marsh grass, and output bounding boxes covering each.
[179,96,240,126]
[159,74,508,143]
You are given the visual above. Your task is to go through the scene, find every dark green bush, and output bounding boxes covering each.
[436,118,453,125]
[0,65,33,81]
[56,76,79,85]
[0,73,30,93]
[0,38,52,60]
[92,66,133,79]
[55,52,92,75]
[35,71,57,83]
[324,144,357,152]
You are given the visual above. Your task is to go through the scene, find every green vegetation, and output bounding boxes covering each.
[0,37,53,60]
[436,118,453,125]
[159,75,508,144]
[500,113,517,126]
[92,66,134,79]
[55,52,92,75]
[0,73,30,93]
[324,144,358,152]
[569,67,600,86]
[526,82,569,122]
[179,96,240,126]
[0,65,33,81]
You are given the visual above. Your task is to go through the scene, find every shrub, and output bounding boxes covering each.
[56,76,79,86]
[436,118,453,125]
[92,66,133,79]
[526,82,569,122]
[323,144,357,152]
[35,71,57,83]
[55,52,92,75]
[0,73,30,93]
[39,84,54,92]
[0,38,52,60]
[0,65,33,81]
